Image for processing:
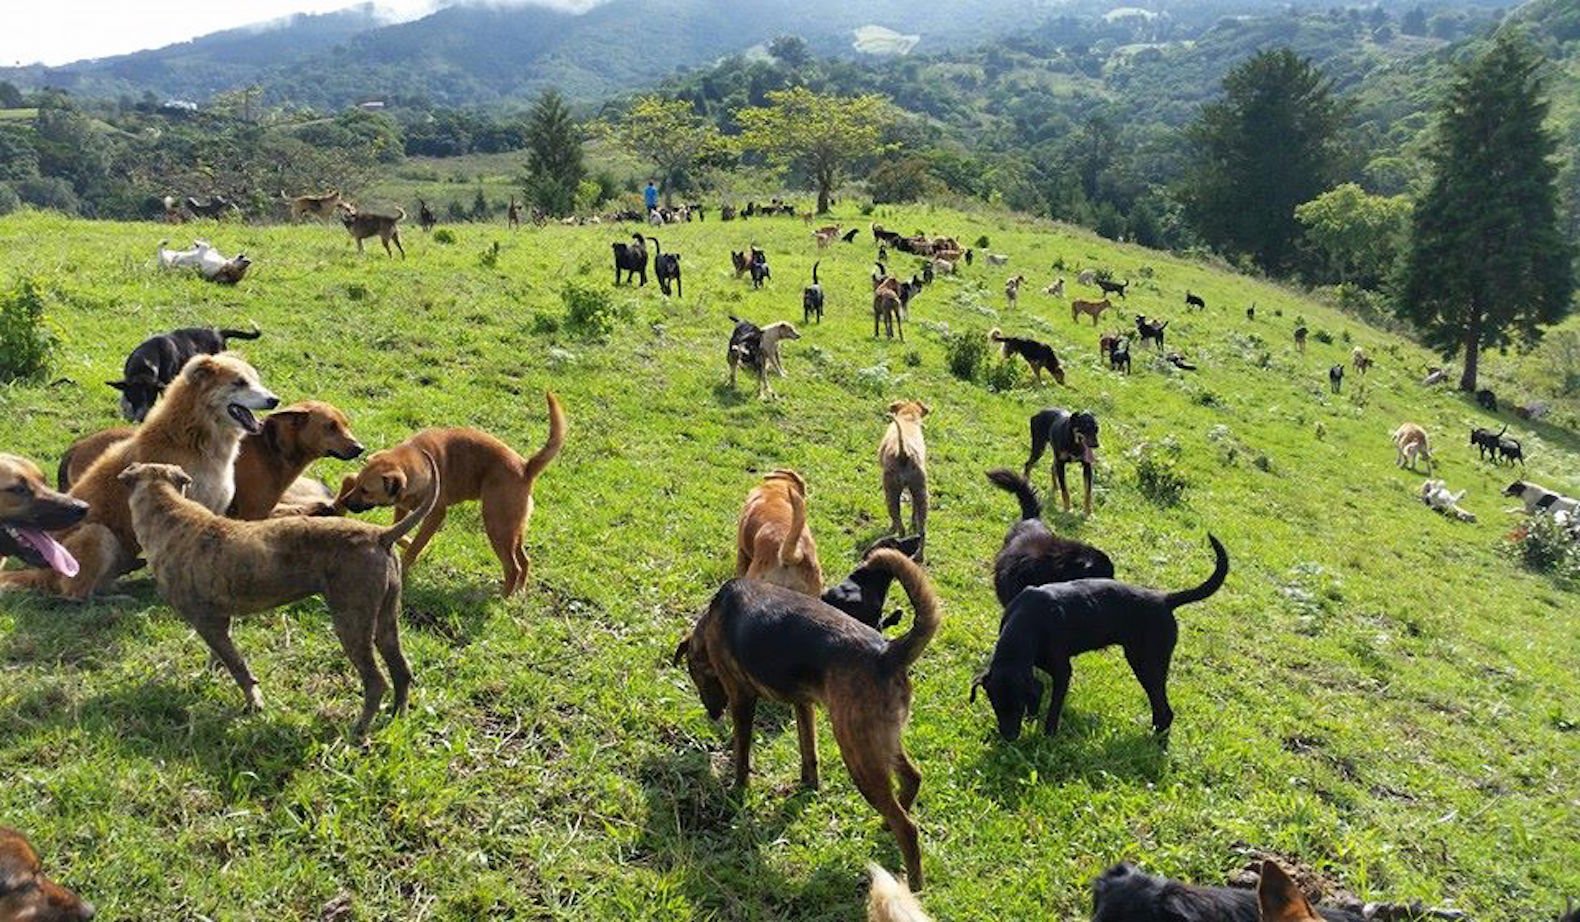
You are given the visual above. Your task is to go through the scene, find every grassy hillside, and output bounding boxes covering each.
[0,205,1576,919]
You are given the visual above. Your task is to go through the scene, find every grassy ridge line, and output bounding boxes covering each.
[0,207,1576,919]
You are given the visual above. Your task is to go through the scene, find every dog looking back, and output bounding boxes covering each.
[673,548,940,889]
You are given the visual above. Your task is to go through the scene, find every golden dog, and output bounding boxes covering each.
[735,468,823,596]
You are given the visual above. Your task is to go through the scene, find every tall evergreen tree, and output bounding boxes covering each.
[523,89,584,218]
[1183,49,1345,272]
[1397,30,1576,392]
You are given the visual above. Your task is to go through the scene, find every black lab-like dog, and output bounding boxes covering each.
[649,236,681,297]
[803,260,825,324]
[973,533,1227,739]
[109,325,263,422]
[1090,862,1362,922]
[820,533,922,630]
[612,234,648,286]
[1022,407,1100,515]
[986,469,1114,608]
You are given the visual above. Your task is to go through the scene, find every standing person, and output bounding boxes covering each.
[644,178,659,216]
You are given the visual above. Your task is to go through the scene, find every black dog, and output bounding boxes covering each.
[612,233,648,286]
[1022,407,1100,515]
[1185,290,1205,310]
[1135,315,1167,352]
[749,248,771,289]
[1096,277,1129,299]
[990,329,1066,385]
[1091,862,1362,922]
[972,533,1228,739]
[840,227,859,243]
[1246,305,1256,321]
[1470,425,1506,461]
[1476,388,1498,412]
[986,469,1114,609]
[1498,435,1525,466]
[649,236,682,297]
[1166,352,1197,371]
[1328,364,1343,393]
[820,534,923,630]
[803,261,824,324]
[417,198,437,232]
[185,195,235,219]
[109,324,263,422]
[725,315,764,387]
[1109,337,1131,375]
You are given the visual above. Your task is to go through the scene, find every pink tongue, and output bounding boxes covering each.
[1083,445,1096,465]
[15,527,80,577]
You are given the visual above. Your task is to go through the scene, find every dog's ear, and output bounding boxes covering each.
[918,402,931,417]
[107,380,127,391]
[887,400,904,415]
[382,473,404,500]
[184,357,216,382]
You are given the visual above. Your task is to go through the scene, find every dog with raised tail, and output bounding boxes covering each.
[803,260,825,324]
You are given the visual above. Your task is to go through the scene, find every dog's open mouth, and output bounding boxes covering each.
[227,403,265,435]
[2,524,80,576]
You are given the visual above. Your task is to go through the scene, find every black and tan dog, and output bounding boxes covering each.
[0,454,88,576]
[0,826,96,921]
[973,534,1227,739]
[985,469,1113,608]
[109,324,262,422]
[1022,407,1100,515]
[1091,860,1360,922]
[673,548,940,889]
[990,328,1066,386]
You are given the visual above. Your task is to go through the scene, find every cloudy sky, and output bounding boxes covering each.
[0,0,594,68]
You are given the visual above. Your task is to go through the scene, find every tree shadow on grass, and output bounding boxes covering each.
[967,706,1170,807]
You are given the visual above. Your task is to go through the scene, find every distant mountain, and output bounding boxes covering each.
[0,0,1061,107]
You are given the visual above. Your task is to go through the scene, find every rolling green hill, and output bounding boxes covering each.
[0,205,1576,918]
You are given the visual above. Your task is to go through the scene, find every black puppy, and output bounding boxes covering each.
[1470,425,1506,461]
[985,469,1114,609]
[820,534,923,630]
[1091,863,1362,922]
[1135,315,1167,352]
[109,324,262,422]
[803,260,824,324]
[972,533,1227,739]
[749,248,770,289]
[649,236,682,297]
[612,233,648,286]
[1476,388,1498,411]
[1328,364,1343,393]
[1022,407,1100,515]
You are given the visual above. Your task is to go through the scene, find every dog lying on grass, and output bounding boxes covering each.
[0,826,96,921]
[1091,860,1361,922]
[1420,479,1475,522]
[673,547,939,889]
[973,533,1227,739]
[123,456,439,740]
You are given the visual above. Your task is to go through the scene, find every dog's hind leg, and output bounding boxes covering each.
[833,714,923,890]
[730,696,759,788]
[884,475,905,538]
[1124,634,1176,735]
[330,604,389,741]
[483,498,528,596]
[894,746,921,812]
[193,616,265,713]
[910,478,928,561]
[1054,460,1072,513]
[1043,658,1073,736]
[372,581,412,716]
[794,702,820,788]
[391,231,405,259]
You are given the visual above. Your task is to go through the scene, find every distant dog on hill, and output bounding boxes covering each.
[990,328,1065,385]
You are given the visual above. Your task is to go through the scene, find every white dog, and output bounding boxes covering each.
[986,253,1009,266]
[157,239,212,270]
[759,321,801,380]
[1420,479,1475,522]
[1503,480,1580,517]
[1077,268,1097,286]
[157,239,251,283]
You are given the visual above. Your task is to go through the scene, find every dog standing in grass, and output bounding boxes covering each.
[879,401,929,560]
[1391,422,1432,472]
[735,468,823,596]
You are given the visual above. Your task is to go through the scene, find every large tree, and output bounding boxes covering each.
[1183,49,1346,272]
[1397,30,1576,392]
[605,96,722,207]
[735,88,889,214]
[1295,183,1411,288]
[523,89,585,218]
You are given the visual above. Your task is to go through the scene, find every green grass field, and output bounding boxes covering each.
[0,205,1576,919]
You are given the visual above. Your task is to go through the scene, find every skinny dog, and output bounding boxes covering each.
[990,328,1066,385]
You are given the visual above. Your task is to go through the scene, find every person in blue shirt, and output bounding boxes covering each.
[644,179,659,214]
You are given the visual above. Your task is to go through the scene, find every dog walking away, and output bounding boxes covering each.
[339,203,405,257]
[973,533,1227,739]
[867,863,932,922]
[0,354,278,600]
[123,456,440,740]
[649,236,682,297]
[735,468,823,596]
[0,454,88,576]
[1470,425,1506,462]
[1328,364,1344,393]
[613,234,649,285]
[879,401,929,559]
[985,468,1113,608]
[110,324,263,422]
[990,328,1066,386]
[803,260,825,324]
[336,393,565,596]
[1091,859,1361,922]
[1022,407,1100,515]
[0,826,96,921]
[673,548,940,888]
[1391,423,1432,472]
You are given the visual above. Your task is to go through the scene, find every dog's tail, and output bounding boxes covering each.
[985,468,1041,521]
[1496,424,1508,439]
[1164,534,1228,610]
[867,863,932,922]
[778,482,809,568]
[379,453,441,552]
[811,260,819,285]
[394,206,407,222]
[520,391,567,488]
[878,549,941,670]
[218,324,262,344]
[647,236,662,256]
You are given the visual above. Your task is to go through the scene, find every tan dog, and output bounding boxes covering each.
[0,455,88,575]
[0,354,278,599]
[759,321,801,379]
[59,402,363,519]
[1391,422,1433,472]
[735,468,823,596]
[867,863,931,922]
[336,392,565,596]
[878,401,929,560]
[339,203,406,257]
[1257,861,1324,922]
[122,458,438,739]
[285,188,343,222]
[1005,274,1025,308]
[1072,297,1112,325]
[0,826,95,921]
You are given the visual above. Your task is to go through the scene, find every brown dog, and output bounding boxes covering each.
[336,392,565,596]
[0,827,95,921]
[0,354,278,599]
[285,189,343,222]
[122,458,438,739]
[59,402,363,519]
[673,549,940,889]
[878,401,929,560]
[0,455,88,575]
[339,203,406,257]
[1072,297,1112,325]
[735,468,823,596]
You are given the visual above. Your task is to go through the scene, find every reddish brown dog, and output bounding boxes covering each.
[0,827,95,921]
[735,468,823,596]
[336,392,565,595]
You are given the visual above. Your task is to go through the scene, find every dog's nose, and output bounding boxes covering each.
[263,395,280,410]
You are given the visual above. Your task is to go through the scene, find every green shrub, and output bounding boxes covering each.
[1313,328,1334,345]
[983,358,1022,392]
[1510,515,1579,578]
[941,328,988,382]
[562,279,631,340]
[433,228,457,245]
[1132,438,1188,506]
[0,182,18,217]
[0,277,56,382]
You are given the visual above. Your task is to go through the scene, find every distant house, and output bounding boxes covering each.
[160,99,199,112]
[356,99,386,111]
